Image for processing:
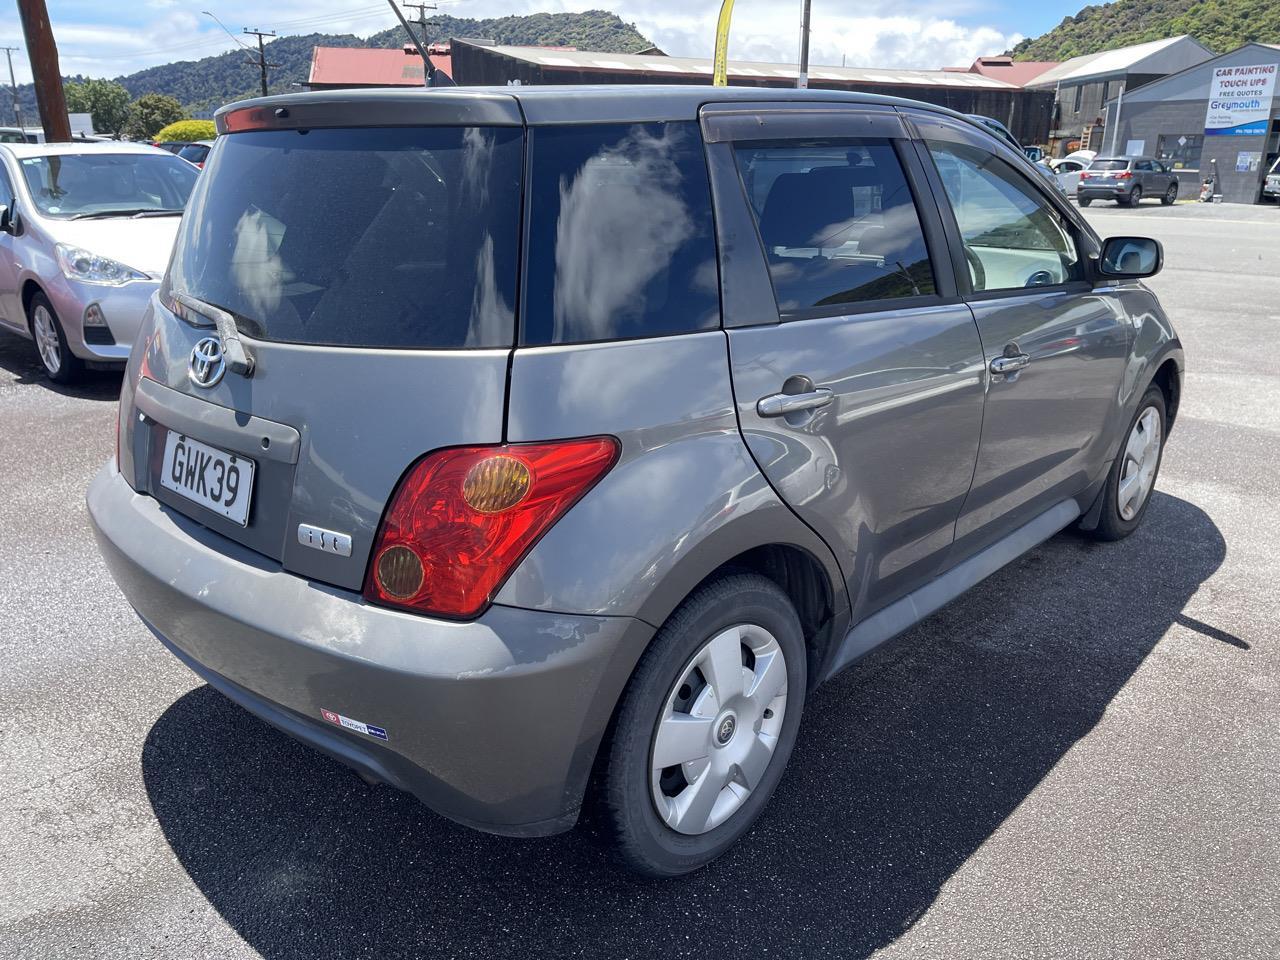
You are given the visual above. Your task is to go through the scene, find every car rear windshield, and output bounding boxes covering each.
[1088,159,1130,171]
[167,126,523,349]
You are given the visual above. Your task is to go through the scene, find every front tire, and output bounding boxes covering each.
[1085,385,1166,541]
[28,292,83,384]
[597,573,807,877]
[1162,183,1178,205]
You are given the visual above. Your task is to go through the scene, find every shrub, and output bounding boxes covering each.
[155,119,216,143]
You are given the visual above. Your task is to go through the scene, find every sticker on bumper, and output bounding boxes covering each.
[321,708,389,741]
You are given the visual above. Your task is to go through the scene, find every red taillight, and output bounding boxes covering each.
[365,438,619,619]
[1115,170,1133,179]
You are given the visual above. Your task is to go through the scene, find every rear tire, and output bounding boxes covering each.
[1126,186,1143,207]
[1079,197,1093,207]
[596,572,807,877]
[1084,385,1166,542]
[27,292,83,384]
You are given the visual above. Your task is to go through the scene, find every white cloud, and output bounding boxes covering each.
[0,0,1022,83]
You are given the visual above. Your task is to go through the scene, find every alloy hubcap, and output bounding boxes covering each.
[33,305,61,375]
[1118,406,1162,520]
[650,624,788,836]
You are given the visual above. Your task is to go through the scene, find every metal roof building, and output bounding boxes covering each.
[449,40,1056,145]
[1023,35,1216,157]
[307,45,452,90]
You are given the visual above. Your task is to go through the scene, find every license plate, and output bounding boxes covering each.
[160,431,255,526]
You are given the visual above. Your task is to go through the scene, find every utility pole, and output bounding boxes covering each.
[242,28,277,97]
[403,2,437,42]
[796,0,811,89]
[1,47,23,128]
[15,0,70,141]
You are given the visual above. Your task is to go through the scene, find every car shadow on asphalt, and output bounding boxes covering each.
[0,330,122,400]
[141,492,1226,959]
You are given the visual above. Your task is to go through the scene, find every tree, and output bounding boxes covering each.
[154,119,216,143]
[123,93,185,141]
[64,79,130,138]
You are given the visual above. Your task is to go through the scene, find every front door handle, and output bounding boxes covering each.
[990,353,1030,375]
[757,387,834,418]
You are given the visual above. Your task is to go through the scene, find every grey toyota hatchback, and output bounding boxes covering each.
[89,86,1183,877]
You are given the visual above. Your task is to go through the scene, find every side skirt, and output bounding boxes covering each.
[818,499,1081,684]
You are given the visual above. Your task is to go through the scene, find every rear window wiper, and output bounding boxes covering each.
[174,292,255,378]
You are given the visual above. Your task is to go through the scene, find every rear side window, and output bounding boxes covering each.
[168,126,523,349]
[733,140,936,312]
[522,122,720,346]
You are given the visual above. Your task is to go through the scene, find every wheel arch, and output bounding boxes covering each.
[630,506,852,692]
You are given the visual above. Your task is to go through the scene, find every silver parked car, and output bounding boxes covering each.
[0,141,199,381]
[1078,155,1180,207]
[89,87,1183,877]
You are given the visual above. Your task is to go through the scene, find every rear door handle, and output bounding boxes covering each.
[990,353,1030,375]
[757,388,834,418]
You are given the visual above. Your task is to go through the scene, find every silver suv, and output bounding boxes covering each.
[89,87,1183,877]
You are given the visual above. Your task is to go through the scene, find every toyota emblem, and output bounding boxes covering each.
[188,336,226,388]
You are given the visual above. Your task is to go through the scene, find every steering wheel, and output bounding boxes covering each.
[963,245,986,291]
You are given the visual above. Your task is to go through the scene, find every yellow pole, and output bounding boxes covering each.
[713,0,736,87]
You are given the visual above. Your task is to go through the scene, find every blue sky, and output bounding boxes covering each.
[0,1,1090,84]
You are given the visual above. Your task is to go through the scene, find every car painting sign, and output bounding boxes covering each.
[1204,62,1277,136]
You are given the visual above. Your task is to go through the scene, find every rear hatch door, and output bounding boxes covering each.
[132,96,524,591]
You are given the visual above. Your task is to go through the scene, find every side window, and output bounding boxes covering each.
[926,140,1083,293]
[1136,160,1154,172]
[523,121,720,346]
[0,161,13,204]
[732,140,936,313]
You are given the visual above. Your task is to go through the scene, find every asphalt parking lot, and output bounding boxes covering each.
[1,201,1277,960]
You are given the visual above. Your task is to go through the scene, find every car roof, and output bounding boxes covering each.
[216,83,979,129]
[0,140,171,158]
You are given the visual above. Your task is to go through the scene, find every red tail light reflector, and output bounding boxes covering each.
[1115,170,1133,179]
[365,438,619,619]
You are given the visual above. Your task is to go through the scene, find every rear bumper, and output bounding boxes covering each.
[87,463,652,836]
[1077,185,1133,199]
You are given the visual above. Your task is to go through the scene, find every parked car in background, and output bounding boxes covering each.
[90,86,1182,878]
[152,141,191,155]
[0,141,199,381]
[1264,156,1280,203]
[176,139,215,168]
[1078,156,1180,207]
[1051,156,1089,194]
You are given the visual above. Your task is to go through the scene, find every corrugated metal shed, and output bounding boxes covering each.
[472,44,1020,90]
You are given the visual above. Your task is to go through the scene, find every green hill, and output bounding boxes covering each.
[1010,0,1280,60]
[6,10,653,121]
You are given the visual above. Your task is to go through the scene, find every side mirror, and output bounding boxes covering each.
[1098,236,1162,279]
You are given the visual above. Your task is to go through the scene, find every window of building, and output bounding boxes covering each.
[732,140,937,313]
[1156,134,1203,170]
[926,140,1083,293]
[1100,81,1110,104]
[523,121,720,346]
[1072,84,1083,113]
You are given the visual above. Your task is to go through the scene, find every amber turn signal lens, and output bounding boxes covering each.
[462,455,531,514]
[375,544,424,599]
